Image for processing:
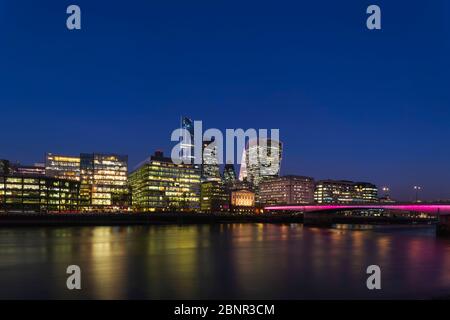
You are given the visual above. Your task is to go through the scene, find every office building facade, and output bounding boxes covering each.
[45,153,81,181]
[130,151,201,212]
[202,139,221,181]
[80,153,129,212]
[258,175,315,205]
[314,180,378,204]
[200,180,230,212]
[354,182,379,203]
[0,174,80,213]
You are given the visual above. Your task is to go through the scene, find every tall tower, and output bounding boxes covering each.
[238,151,247,181]
[239,138,282,187]
[202,139,221,181]
[180,116,195,163]
[223,164,237,187]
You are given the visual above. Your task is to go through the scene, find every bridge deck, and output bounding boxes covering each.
[264,204,450,215]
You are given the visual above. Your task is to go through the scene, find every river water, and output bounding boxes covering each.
[0,223,449,299]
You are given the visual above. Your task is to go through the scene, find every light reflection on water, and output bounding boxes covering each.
[0,224,449,299]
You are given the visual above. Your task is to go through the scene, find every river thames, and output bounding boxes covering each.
[0,223,449,299]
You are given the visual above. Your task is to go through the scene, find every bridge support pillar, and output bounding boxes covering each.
[303,212,334,227]
[437,215,450,237]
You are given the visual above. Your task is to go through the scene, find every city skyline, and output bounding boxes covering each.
[0,137,439,204]
[1,1,450,201]
[0,115,448,202]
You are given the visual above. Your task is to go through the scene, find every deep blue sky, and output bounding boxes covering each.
[0,1,449,201]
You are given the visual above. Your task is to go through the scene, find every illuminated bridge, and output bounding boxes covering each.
[265,203,450,236]
[264,203,450,215]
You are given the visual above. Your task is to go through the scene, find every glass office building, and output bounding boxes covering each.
[180,116,195,164]
[202,139,221,181]
[200,180,229,212]
[80,153,129,212]
[45,153,81,181]
[222,164,237,187]
[129,151,201,212]
[314,180,378,204]
[0,174,80,213]
[354,182,379,203]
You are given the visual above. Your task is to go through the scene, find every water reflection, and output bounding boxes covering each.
[0,224,449,299]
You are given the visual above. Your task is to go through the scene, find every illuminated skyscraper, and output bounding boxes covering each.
[202,139,220,181]
[79,153,129,212]
[130,151,201,212]
[45,153,81,181]
[181,116,195,163]
[238,151,247,182]
[222,164,237,187]
[239,138,283,187]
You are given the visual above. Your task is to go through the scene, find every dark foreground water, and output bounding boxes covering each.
[0,223,450,299]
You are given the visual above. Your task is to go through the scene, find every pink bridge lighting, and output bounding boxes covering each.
[264,204,450,215]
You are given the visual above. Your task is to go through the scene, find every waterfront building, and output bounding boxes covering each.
[129,151,201,212]
[0,174,80,213]
[45,153,81,181]
[354,182,379,203]
[314,180,378,204]
[230,189,255,214]
[200,180,230,212]
[238,138,282,187]
[258,175,315,205]
[79,153,129,212]
[202,139,221,181]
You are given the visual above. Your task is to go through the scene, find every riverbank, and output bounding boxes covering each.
[0,212,436,227]
[0,213,304,226]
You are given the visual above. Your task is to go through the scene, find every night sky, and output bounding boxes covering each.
[0,1,449,201]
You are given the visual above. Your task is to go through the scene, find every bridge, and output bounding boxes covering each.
[264,203,450,215]
[264,203,450,235]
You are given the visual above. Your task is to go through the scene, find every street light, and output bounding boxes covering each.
[414,186,422,202]
[381,186,390,200]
